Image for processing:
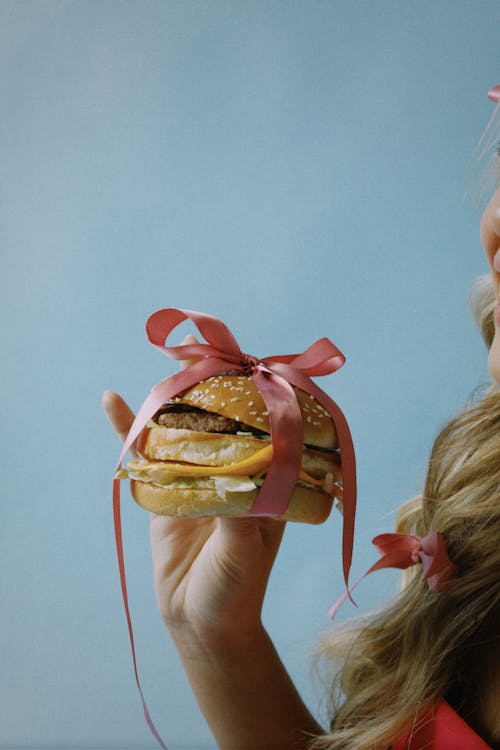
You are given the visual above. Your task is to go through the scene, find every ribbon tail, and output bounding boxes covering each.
[328,572,365,620]
[328,550,414,620]
[321,393,356,596]
[113,357,244,750]
[267,363,357,596]
[113,478,168,749]
[312,396,356,596]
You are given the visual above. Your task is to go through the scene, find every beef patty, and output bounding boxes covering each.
[155,403,264,436]
[154,404,337,455]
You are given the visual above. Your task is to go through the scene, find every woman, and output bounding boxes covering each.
[103,87,500,749]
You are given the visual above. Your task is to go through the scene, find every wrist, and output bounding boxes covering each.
[166,617,267,658]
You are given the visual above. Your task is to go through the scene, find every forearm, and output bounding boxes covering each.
[168,622,324,750]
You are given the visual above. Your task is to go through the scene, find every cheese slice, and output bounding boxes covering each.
[127,444,273,479]
[125,443,325,489]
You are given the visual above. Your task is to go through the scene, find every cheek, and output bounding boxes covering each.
[488,330,500,383]
[480,187,500,268]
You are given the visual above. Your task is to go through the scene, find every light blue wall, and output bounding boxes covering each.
[1,1,498,748]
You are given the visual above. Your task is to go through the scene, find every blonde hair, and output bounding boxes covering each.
[468,97,500,209]
[310,277,500,750]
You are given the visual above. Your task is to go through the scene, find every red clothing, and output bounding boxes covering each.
[393,700,492,749]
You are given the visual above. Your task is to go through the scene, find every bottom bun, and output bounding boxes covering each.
[130,480,333,525]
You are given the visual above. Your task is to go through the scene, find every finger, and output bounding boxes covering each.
[218,516,286,553]
[179,333,203,371]
[102,390,138,457]
[258,517,287,552]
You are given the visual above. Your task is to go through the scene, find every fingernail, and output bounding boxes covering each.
[487,85,500,103]
[181,334,198,345]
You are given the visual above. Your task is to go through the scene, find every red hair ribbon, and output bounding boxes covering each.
[329,530,459,619]
[113,307,357,748]
[487,85,500,102]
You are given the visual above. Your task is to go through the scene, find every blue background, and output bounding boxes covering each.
[1,1,498,748]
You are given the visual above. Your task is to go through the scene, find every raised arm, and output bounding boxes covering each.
[103,387,324,750]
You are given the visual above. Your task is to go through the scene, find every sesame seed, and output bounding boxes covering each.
[249,411,257,416]
[306,416,312,423]
[230,397,240,402]
[221,401,226,407]
[248,401,254,406]
[262,411,269,416]
[313,421,320,427]
[256,417,264,423]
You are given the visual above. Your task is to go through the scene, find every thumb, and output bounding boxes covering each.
[179,333,203,371]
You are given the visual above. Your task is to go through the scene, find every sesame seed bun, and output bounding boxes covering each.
[130,479,333,525]
[173,374,338,449]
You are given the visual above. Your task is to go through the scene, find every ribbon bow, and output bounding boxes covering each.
[329,530,459,619]
[113,308,357,749]
[370,530,459,591]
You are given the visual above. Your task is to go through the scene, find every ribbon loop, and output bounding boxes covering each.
[287,337,346,376]
[146,307,243,362]
[371,530,458,591]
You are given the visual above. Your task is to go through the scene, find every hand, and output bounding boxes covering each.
[102,336,286,643]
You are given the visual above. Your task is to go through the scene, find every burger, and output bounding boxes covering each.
[122,373,341,524]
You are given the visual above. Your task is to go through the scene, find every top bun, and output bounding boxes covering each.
[174,374,338,450]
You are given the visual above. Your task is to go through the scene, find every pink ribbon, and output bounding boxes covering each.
[329,530,459,619]
[113,307,357,748]
[487,84,500,102]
